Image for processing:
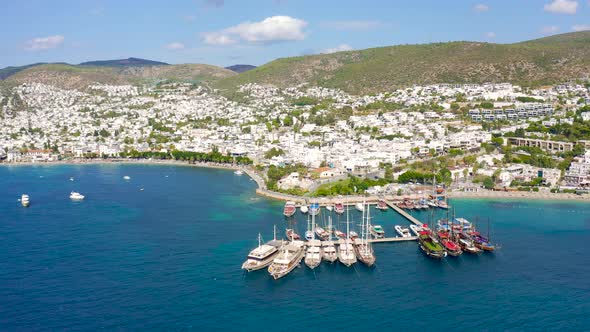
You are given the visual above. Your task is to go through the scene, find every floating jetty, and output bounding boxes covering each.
[383,200,423,226]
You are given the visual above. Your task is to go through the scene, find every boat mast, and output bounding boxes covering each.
[258,233,262,248]
[346,204,350,238]
[328,215,333,241]
[273,225,276,241]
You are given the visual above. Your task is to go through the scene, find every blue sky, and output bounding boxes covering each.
[1,0,589,68]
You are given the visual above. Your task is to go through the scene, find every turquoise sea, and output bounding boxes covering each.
[1,164,589,331]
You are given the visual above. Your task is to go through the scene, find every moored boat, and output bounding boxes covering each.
[268,241,305,279]
[300,205,309,214]
[304,239,322,269]
[309,202,320,216]
[470,231,496,251]
[409,224,425,236]
[242,233,280,272]
[349,231,359,240]
[418,228,447,259]
[326,204,333,212]
[395,225,412,238]
[437,200,449,209]
[283,201,296,217]
[334,201,345,214]
[285,228,301,241]
[370,225,385,239]
[334,229,346,239]
[458,235,482,254]
[337,240,357,267]
[322,241,338,262]
[314,226,330,241]
[376,199,388,211]
[438,230,462,256]
[233,170,243,175]
[355,202,364,212]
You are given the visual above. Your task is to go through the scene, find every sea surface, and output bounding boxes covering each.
[1,164,589,331]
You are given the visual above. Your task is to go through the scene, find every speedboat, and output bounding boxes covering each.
[21,194,30,207]
[268,241,305,279]
[300,205,309,214]
[370,225,385,239]
[242,233,279,272]
[304,240,322,269]
[395,225,412,238]
[234,169,243,175]
[283,201,296,217]
[70,192,85,200]
[355,202,364,212]
[325,205,334,212]
[322,241,338,263]
[123,175,131,180]
[437,200,449,209]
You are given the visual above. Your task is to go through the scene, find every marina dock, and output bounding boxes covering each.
[384,200,424,226]
[368,236,418,243]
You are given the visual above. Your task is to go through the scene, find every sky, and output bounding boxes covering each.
[1,0,590,68]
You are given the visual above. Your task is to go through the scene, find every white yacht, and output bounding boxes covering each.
[355,202,364,212]
[370,225,385,239]
[21,194,30,207]
[322,241,338,262]
[242,233,279,272]
[338,240,357,267]
[69,192,85,200]
[234,170,243,176]
[300,205,309,214]
[268,241,305,280]
[304,239,322,269]
[395,225,412,238]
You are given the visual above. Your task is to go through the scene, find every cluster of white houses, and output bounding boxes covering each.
[468,104,554,122]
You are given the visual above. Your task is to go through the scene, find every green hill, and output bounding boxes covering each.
[5,63,236,90]
[216,31,590,94]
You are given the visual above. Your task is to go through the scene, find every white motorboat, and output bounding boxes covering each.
[69,192,85,200]
[395,225,412,238]
[21,194,30,207]
[304,239,322,269]
[268,241,305,279]
[234,170,243,175]
[300,205,309,214]
[325,205,333,212]
[309,202,320,216]
[305,230,314,241]
[242,233,280,272]
[370,225,385,239]
[355,202,364,212]
[69,177,74,182]
[123,175,131,180]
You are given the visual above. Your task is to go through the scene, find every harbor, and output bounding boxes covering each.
[243,194,500,279]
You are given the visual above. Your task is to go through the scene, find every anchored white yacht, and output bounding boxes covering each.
[21,194,30,207]
[395,225,412,238]
[304,239,322,269]
[69,192,85,200]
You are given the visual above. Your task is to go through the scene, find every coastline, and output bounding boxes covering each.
[3,159,589,203]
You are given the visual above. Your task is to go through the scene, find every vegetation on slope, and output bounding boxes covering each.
[216,31,590,94]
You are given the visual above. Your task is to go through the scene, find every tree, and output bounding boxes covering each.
[483,177,494,189]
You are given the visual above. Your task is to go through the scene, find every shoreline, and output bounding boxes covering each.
[2,159,589,203]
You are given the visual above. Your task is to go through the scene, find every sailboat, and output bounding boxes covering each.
[354,201,376,266]
[268,240,305,279]
[338,205,357,267]
[322,216,338,263]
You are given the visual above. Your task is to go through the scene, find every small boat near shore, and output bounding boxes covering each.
[300,205,309,214]
[283,201,296,217]
[309,202,320,216]
[355,202,364,212]
[376,199,388,211]
[395,225,412,238]
[233,169,243,175]
[334,201,345,214]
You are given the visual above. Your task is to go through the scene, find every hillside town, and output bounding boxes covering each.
[1,79,590,196]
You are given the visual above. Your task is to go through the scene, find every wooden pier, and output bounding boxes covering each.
[369,236,417,243]
[384,201,424,226]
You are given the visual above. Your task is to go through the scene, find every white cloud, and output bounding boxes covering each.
[202,16,307,45]
[320,20,388,30]
[540,25,560,34]
[165,42,185,50]
[321,44,353,54]
[572,24,590,31]
[24,35,65,51]
[543,0,578,14]
[485,32,496,38]
[474,4,489,12]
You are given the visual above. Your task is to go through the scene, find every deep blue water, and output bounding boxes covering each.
[1,164,589,331]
